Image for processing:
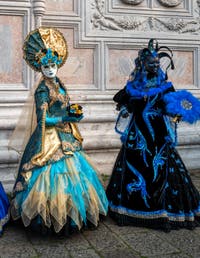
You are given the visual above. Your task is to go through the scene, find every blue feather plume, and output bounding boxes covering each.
[164,90,200,124]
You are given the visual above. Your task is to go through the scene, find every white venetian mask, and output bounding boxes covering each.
[41,63,58,78]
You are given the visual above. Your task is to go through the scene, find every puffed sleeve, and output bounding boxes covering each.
[34,82,49,124]
[113,87,130,111]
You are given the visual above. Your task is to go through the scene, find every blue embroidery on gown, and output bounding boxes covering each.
[130,123,151,167]
[152,144,167,182]
[126,161,150,208]
[142,95,161,141]
[106,66,200,228]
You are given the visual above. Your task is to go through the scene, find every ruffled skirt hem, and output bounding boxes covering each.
[11,151,108,233]
[109,206,200,232]
[0,214,10,235]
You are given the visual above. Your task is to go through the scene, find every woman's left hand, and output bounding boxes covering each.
[172,114,182,123]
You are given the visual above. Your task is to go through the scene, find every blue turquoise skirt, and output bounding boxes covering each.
[0,182,9,235]
[11,151,108,233]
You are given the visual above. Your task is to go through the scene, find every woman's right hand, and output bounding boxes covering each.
[120,106,129,118]
[172,114,182,123]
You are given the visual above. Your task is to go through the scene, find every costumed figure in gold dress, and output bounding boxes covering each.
[10,27,108,236]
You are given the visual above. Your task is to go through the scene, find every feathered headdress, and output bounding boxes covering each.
[135,38,175,79]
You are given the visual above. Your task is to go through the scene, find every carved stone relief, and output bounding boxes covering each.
[91,0,200,34]
[121,0,144,5]
[157,0,183,7]
[120,0,182,6]
[91,0,144,30]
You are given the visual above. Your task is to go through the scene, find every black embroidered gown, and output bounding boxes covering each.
[106,72,200,230]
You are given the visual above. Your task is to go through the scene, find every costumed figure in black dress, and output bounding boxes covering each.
[106,39,200,231]
[9,27,108,236]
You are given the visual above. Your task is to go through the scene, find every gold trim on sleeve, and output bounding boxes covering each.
[31,104,61,166]
[70,123,83,143]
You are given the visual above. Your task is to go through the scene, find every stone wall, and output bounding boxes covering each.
[0,0,200,191]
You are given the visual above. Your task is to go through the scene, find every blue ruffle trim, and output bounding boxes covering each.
[126,81,172,99]
[109,201,200,221]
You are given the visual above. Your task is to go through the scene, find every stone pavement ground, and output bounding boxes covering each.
[0,174,200,258]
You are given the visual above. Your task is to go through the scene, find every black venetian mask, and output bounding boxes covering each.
[144,56,160,75]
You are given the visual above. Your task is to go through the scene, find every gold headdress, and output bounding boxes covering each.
[23,27,68,71]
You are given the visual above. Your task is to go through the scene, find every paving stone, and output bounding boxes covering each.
[121,232,179,256]
[156,229,200,258]
[83,225,126,251]
[0,244,38,258]
[95,221,110,232]
[27,231,71,258]
[99,247,140,258]
[27,232,65,245]
[0,224,28,245]
[64,232,91,251]
[194,227,200,236]
[103,217,149,235]
[32,244,70,258]
[70,248,101,258]
[149,254,191,258]
[27,232,70,258]
[148,253,192,258]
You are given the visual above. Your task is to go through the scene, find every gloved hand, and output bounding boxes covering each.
[45,114,83,126]
[172,114,182,123]
[120,105,129,118]
[45,116,62,126]
[62,114,83,123]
